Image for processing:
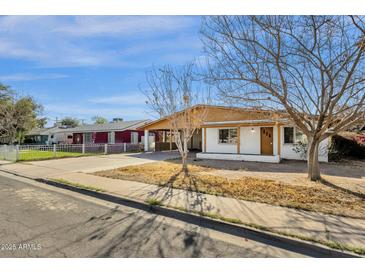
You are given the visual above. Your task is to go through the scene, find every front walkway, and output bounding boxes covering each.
[47,172,365,250]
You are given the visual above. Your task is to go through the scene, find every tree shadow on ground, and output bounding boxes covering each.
[17,205,219,258]
[164,153,365,180]
[123,151,180,161]
[319,178,365,201]
[146,167,211,214]
[14,176,359,257]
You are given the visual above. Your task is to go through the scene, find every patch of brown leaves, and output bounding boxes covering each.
[94,162,365,218]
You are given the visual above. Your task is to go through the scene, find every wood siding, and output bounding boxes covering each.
[115,130,156,143]
[139,105,286,130]
[94,132,108,144]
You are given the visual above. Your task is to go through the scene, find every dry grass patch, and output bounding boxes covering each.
[94,162,365,218]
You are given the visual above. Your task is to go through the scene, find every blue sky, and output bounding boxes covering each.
[0,16,203,125]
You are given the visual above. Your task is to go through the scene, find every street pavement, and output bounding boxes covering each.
[0,173,305,258]
[1,152,364,252]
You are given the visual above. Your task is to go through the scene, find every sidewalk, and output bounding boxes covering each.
[1,161,365,251]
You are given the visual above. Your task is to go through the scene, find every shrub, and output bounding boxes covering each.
[329,133,365,161]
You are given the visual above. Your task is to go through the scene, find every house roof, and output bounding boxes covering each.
[27,120,151,136]
[54,119,151,133]
[28,127,60,136]
[138,104,288,130]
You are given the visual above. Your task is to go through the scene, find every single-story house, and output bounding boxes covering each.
[138,105,328,163]
[49,119,157,145]
[24,127,61,145]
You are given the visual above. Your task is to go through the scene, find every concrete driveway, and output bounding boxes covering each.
[0,151,180,179]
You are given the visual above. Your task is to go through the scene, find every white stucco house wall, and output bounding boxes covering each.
[199,123,328,163]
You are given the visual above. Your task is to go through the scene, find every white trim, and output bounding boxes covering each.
[197,152,280,163]
[283,126,307,145]
[217,128,238,144]
[283,126,295,144]
[144,130,149,152]
[131,131,139,144]
[203,118,288,125]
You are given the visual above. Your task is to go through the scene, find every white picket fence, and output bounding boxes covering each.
[0,145,18,161]
[0,143,143,162]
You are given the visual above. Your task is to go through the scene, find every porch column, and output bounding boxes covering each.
[203,127,206,153]
[277,124,281,156]
[110,131,115,144]
[237,126,240,154]
[169,129,172,151]
[144,130,149,152]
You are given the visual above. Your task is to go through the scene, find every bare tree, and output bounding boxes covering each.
[143,64,209,173]
[202,16,365,181]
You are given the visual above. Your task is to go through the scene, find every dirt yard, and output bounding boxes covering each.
[184,157,365,195]
[94,157,365,218]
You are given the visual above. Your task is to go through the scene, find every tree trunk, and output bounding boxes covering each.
[307,138,320,181]
[182,135,189,175]
[181,155,188,174]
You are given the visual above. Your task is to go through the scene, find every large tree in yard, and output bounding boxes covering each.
[202,16,365,181]
[0,83,41,144]
[143,64,209,173]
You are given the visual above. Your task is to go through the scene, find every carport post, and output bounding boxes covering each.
[144,130,149,152]
[169,129,172,151]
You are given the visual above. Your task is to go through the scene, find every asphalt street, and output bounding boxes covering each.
[0,172,306,257]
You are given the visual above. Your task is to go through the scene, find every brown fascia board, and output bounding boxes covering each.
[137,104,288,130]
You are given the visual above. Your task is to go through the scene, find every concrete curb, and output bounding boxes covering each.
[0,169,361,258]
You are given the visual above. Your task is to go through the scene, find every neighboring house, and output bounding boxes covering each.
[50,119,157,145]
[139,105,329,163]
[24,124,80,145]
[24,127,60,145]
[24,119,157,146]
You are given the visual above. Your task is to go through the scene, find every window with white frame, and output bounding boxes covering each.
[295,129,307,143]
[284,127,307,144]
[284,127,294,144]
[218,128,237,144]
[131,132,138,144]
